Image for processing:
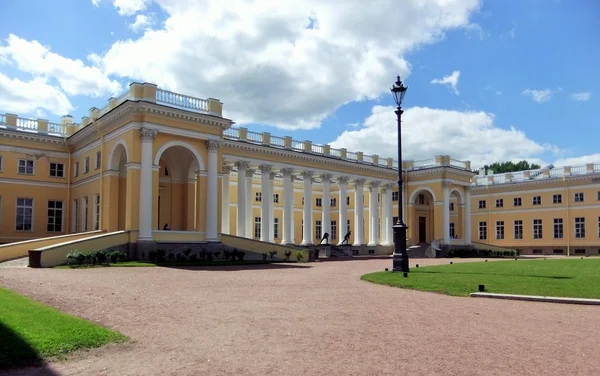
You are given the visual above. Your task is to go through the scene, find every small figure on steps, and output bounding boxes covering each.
[319,232,329,245]
[163,223,170,231]
[341,231,351,245]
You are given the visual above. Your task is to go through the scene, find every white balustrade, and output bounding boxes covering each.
[156,88,209,113]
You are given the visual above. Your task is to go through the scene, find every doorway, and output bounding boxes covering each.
[418,216,426,243]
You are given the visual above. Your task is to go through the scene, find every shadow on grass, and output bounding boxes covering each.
[161,262,313,271]
[0,323,59,375]
[415,270,574,280]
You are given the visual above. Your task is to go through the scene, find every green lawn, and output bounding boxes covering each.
[0,287,127,369]
[361,259,600,299]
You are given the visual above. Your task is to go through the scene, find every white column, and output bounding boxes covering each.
[290,174,296,244]
[321,174,332,243]
[300,170,314,245]
[235,161,248,238]
[353,178,366,246]
[269,172,276,242]
[281,168,294,245]
[443,180,451,244]
[221,166,231,235]
[464,186,472,244]
[205,140,220,241]
[138,128,157,241]
[259,164,272,242]
[337,176,349,245]
[245,169,254,238]
[367,181,381,246]
[386,184,394,246]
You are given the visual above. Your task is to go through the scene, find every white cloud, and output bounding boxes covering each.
[329,105,558,169]
[501,21,517,39]
[0,34,122,98]
[571,92,591,101]
[113,0,152,16]
[431,70,460,95]
[553,154,600,166]
[522,88,552,103]
[129,14,154,33]
[0,73,73,116]
[92,0,101,7]
[89,0,482,130]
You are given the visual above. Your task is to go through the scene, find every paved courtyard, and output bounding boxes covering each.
[1,257,598,376]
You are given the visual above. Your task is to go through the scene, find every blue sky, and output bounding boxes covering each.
[0,0,598,168]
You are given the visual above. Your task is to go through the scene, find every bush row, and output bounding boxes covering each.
[146,248,248,263]
[261,250,303,262]
[448,248,520,258]
[66,249,128,266]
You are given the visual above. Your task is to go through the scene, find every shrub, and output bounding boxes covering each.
[284,250,292,261]
[176,253,186,262]
[269,250,277,259]
[183,249,192,258]
[262,253,268,260]
[167,252,175,261]
[296,251,304,262]
[66,250,85,265]
[148,250,157,262]
[156,249,166,263]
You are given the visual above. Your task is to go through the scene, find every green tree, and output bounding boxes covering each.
[481,160,541,174]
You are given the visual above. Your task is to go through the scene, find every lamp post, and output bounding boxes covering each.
[390,76,409,273]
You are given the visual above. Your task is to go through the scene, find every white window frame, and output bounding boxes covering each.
[72,199,79,233]
[255,192,262,202]
[17,159,35,175]
[513,197,522,207]
[331,220,337,240]
[478,221,487,240]
[392,191,399,201]
[496,221,504,240]
[574,192,584,203]
[449,202,454,211]
[330,198,337,207]
[533,196,541,205]
[84,157,90,174]
[514,220,523,240]
[316,198,322,207]
[533,219,543,239]
[495,199,503,208]
[552,194,562,204]
[316,220,322,240]
[273,193,279,203]
[0,155,3,172]
[49,162,65,178]
[347,219,351,233]
[47,200,64,233]
[74,161,79,177]
[93,194,100,231]
[553,218,563,239]
[82,197,89,232]
[254,216,261,238]
[273,217,279,239]
[95,151,101,170]
[478,200,486,209]
[16,198,34,231]
[574,217,585,239]
[449,223,455,238]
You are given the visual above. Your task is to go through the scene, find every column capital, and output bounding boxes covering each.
[222,165,233,174]
[245,168,255,177]
[353,178,366,188]
[235,160,249,170]
[269,172,277,180]
[281,167,294,176]
[206,139,221,152]
[259,164,273,173]
[368,180,381,190]
[383,182,395,190]
[337,176,350,185]
[139,128,157,142]
[442,180,452,189]
[465,185,473,192]
[300,170,314,179]
[321,173,333,183]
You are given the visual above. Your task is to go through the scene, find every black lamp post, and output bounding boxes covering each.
[390,76,409,273]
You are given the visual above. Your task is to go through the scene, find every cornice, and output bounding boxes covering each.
[470,173,600,192]
[0,129,66,145]
[136,102,233,128]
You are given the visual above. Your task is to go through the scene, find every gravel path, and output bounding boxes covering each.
[1,258,598,376]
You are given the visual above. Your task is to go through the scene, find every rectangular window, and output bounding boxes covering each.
[478,221,487,240]
[495,199,503,208]
[552,194,562,204]
[496,221,504,240]
[72,199,79,233]
[82,197,88,232]
[18,159,34,175]
[449,202,454,211]
[49,162,65,178]
[94,195,100,230]
[377,193,380,203]
[255,192,262,202]
[0,156,3,172]
[347,219,351,234]
[513,197,522,207]
[16,198,33,231]
[449,223,455,238]
[47,200,63,232]
[514,220,523,240]
[346,196,350,206]
[273,218,279,239]
[273,193,279,203]
[316,220,322,240]
[533,196,541,205]
[553,218,563,239]
[597,191,600,201]
[302,197,304,206]
[478,200,486,209]
[254,217,261,238]
[331,220,337,240]
[95,151,101,170]
[392,191,399,201]
[316,198,322,207]
[533,219,543,239]
[575,217,585,239]
[574,192,584,202]
[330,198,337,207]
[74,161,79,177]
[84,157,90,174]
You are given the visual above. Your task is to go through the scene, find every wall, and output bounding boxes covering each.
[0,230,103,262]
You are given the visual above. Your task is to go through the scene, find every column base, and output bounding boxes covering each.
[300,241,314,246]
[136,240,157,260]
[352,242,363,246]
[367,242,378,246]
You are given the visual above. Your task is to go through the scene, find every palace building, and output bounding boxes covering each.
[0,82,599,265]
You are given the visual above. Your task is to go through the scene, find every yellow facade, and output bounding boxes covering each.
[1,82,599,259]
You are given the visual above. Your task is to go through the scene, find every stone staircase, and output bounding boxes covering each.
[407,243,435,258]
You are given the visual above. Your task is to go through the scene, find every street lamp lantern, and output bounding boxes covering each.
[390,75,410,273]
[390,75,408,106]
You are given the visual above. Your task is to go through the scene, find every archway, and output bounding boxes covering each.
[154,143,204,231]
[107,140,129,231]
[409,189,435,244]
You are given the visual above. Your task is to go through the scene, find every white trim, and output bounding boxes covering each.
[408,187,438,204]
[48,162,66,178]
[47,199,65,233]
[17,158,35,175]
[154,140,206,171]
[15,197,34,232]
[0,155,3,172]
[0,145,68,158]
[72,198,79,233]
[449,188,464,205]
[107,138,130,170]
[0,177,67,188]
[470,203,600,215]
[471,183,600,198]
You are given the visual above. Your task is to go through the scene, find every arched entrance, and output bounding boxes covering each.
[154,142,204,231]
[409,188,435,244]
[107,140,129,231]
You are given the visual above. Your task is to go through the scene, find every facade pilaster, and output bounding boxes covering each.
[321,174,332,242]
[269,172,276,242]
[138,128,157,241]
[259,164,272,242]
[300,170,314,245]
[353,178,366,246]
[234,161,249,238]
[281,168,294,245]
[337,176,349,245]
[443,180,451,245]
[205,140,220,241]
[221,165,232,235]
[464,185,472,244]
[245,169,255,238]
[367,181,381,246]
